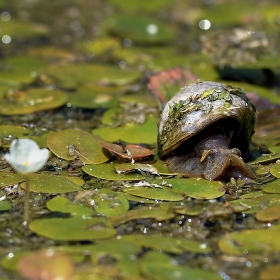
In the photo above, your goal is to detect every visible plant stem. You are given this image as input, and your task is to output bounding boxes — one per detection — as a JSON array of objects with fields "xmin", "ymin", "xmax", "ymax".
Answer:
[{"xmin": 23, "ymin": 175, "xmax": 30, "ymax": 226}]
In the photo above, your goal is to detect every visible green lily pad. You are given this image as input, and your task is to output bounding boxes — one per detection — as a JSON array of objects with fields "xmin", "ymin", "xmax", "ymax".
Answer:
[
  {"xmin": 46, "ymin": 196, "xmax": 95, "ymax": 217},
  {"xmin": 269, "ymin": 163, "xmax": 280, "ymax": 178},
  {"xmin": 118, "ymin": 91, "xmax": 158, "ymax": 107},
  {"xmin": 0, "ymin": 88, "xmax": 68, "ymax": 115},
  {"xmin": 151, "ymin": 160, "xmax": 171, "ymax": 175},
  {"xmin": 160, "ymin": 201, "xmax": 206, "ymax": 216},
  {"xmin": 263, "ymin": 179, "xmax": 280, "ymax": 194},
  {"xmin": 200, "ymin": 2, "xmax": 259, "ymax": 26},
  {"xmin": 1, "ymin": 251, "xmax": 30, "ymax": 271},
  {"xmin": 47, "ymin": 129, "xmax": 109, "ymax": 164},
  {"xmin": 249, "ymin": 153, "xmax": 280, "ymax": 165},
  {"xmin": 82, "ymin": 163, "xmax": 145, "ymax": 181},
  {"xmin": 67, "ymin": 85, "xmax": 121, "ymax": 109},
  {"xmin": 122, "ymin": 193, "xmax": 157, "ymax": 204},
  {"xmin": 255, "ymin": 204, "xmax": 280, "ymax": 222},
  {"xmin": 92, "ymin": 189, "xmax": 129, "ymax": 217},
  {"xmin": 0, "ymin": 55, "xmax": 48, "ymax": 86},
  {"xmin": 21, "ymin": 174, "xmax": 81, "ymax": 194},
  {"xmin": 0, "ymin": 125, "xmax": 30, "ymax": 148},
  {"xmin": 123, "ymin": 186, "xmax": 183, "ymax": 202},
  {"xmin": 30, "ymin": 132, "xmax": 54, "ymax": 148},
  {"xmin": 92, "ymin": 115, "xmax": 157, "ymax": 144},
  {"xmin": 156, "ymin": 178, "xmax": 225, "ymax": 199},
  {"xmin": 0, "ymin": 201, "xmax": 12, "ymax": 211},
  {"xmin": 29, "ymin": 217, "xmax": 117, "ymax": 241},
  {"xmin": 218, "ymin": 225, "xmax": 280, "ymax": 255},
  {"xmin": 108, "ymin": 0, "xmax": 173, "ymax": 13},
  {"xmin": 142, "ymin": 262, "xmax": 221, "ymax": 280},
  {"xmin": 230, "ymin": 193, "xmax": 280, "ymax": 214},
  {"xmin": 141, "ymin": 253, "xmax": 220, "ymax": 280},
  {"xmin": 81, "ymin": 37, "xmax": 121, "ymax": 59},
  {"xmin": 0, "ymin": 172, "xmax": 25, "ymax": 188},
  {"xmin": 44, "ymin": 63, "xmax": 141, "ymax": 88},
  {"xmin": 108, "ymin": 206, "xmax": 174, "ymax": 226},
  {"xmin": 101, "ymin": 106, "xmax": 124, "ymax": 125},
  {"xmin": 122, "ymin": 234, "xmax": 211, "ymax": 254},
  {"xmin": 105, "ymin": 15, "xmax": 177, "ymax": 44}
]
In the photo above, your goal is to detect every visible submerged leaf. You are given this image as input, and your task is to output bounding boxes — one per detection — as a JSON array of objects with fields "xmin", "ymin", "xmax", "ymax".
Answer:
[{"xmin": 18, "ymin": 250, "xmax": 74, "ymax": 280}]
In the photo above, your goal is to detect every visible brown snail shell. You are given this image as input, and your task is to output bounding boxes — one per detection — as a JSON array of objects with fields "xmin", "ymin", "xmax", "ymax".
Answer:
[{"xmin": 158, "ymin": 81, "xmax": 256, "ymax": 180}]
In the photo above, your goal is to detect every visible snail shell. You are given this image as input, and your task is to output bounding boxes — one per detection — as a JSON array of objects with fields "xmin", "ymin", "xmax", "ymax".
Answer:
[{"xmin": 158, "ymin": 81, "xmax": 256, "ymax": 180}]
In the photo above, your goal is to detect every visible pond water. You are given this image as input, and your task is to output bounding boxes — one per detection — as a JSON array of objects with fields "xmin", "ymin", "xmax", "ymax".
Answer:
[{"xmin": 1, "ymin": 1, "xmax": 280, "ymax": 279}]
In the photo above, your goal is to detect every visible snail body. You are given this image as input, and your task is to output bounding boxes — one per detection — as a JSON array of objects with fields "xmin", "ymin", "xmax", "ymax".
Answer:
[{"xmin": 158, "ymin": 81, "xmax": 256, "ymax": 180}]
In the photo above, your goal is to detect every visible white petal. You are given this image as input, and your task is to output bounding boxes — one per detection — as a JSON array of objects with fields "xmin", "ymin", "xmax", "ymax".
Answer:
[
  {"xmin": 10, "ymin": 139, "xmax": 40, "ymax": 163},
  {"xmin": 5, "ymin": 139, "xmax": 50, "ymax": 175}
]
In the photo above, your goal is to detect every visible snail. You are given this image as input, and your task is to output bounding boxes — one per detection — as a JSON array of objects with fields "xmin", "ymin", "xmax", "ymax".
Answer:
[{"xmin": 158, "ymin": 81, "xmax": 256, "ymax": 181}]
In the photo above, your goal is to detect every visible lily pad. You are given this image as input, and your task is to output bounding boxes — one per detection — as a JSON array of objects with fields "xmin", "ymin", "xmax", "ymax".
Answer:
[
  {"xmin": 156, "ymin": 178, "xmax": 225, "ymax": 199},
  {"xmin": 123, "ymin": 186, "xmax": 184, "ymax": 202},
  {"xmin": 44, "ymin": 63, "xmax": 141, "ymax": 88},
  {"xmin": 142, "ymin": 262, "xmax": 220, "ymax": 280},
  {"xmin": 108, "ymin": 206, "xmax": 174, "ymax": 226},
  {"xmin": 0, "ymin": 172, "xmax": 25, "ymax": 188},
  {"xmin": 0, "ymin": 88, "xmax": 68, "ymax": 115},
  {"xmin": 46, "ymin": 196, "xmax": 95, "ymax": 217},
  {"xmin": 105, "ymin": 15, "xmax": 177, "ymax": 44},
  {"xmin": 0, "ymin": 55, "xmax": 48, "ymax": 86},
  {"xmin": 29, "ymin": 217, "xmax": 117, "ymax": 241},
  {"xmin": 1, "ymin": 251, "xmax": 30, "ymax": 271},
  {"xmin": 82, "ymin": 163, "xmax": 145, "ymax": 181},
  {"xmin": 21, "ymin": 174, "xmax": 81, "ymax": 194},
  {"xmin": 67, "ymin": 85, "xmax": 121, "ymax": 109},
  {"xmin": 0, "ymin": 125, "xmax": 30, "ymax": 148},
  {"xmin": 263, "ymin": 179, "xmax": 280, "ymax": 194},
  {"xmin": 249, "ymin": 153, "xmax": 280, "ymax": 165},
  {"xmin": 118, "ymin": 91, "xmax": 158, "ymax": 106},
  {"xmin": 30, "ymin": 132, "xmax": 54, "ymax": 148},
  {"xmin": 47, "ymin": 129, "xmax": 109, "ymax": 164},
  {"xmin": 81, "ymin": 37, "xmax": 121, "ymax": 59},
  {"xmin": 92, "ymin": 115, "xmax": 157, "ymax": 144},
  {"xmin": 122, "ymin": 234, "xmax": 211, "ymax": 254},
  {"xmin": 0, "ymin": 201, "xmax": 12, "ymax": 211},
  {"xmin": 218, "ymin": 225, "xmax": 280, "ymax": 255},
  {"xmin": 230, "ymin": 193, "xmax": 280, "ymax": 214},
  {"xmin": 255, "ymin": 204, "xmax": 280, "ymax": 222},
  {"xmin": 160, "ymin": 201, "xmax": 206, "ymax": 216},
  {"xmin": 101, "ymin": 106, "xmax": 124, "ymax": 125},
  {"xmin": 108, "ymin": 0, "xmax": 173, "ymax": 13},
  {"xmin": 92, "ymin": 189, "xmax": 129, "ymax": 217},
  {"xmin": 269, "ymin": 163, "xmax": 280, "ymax": 178}
]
